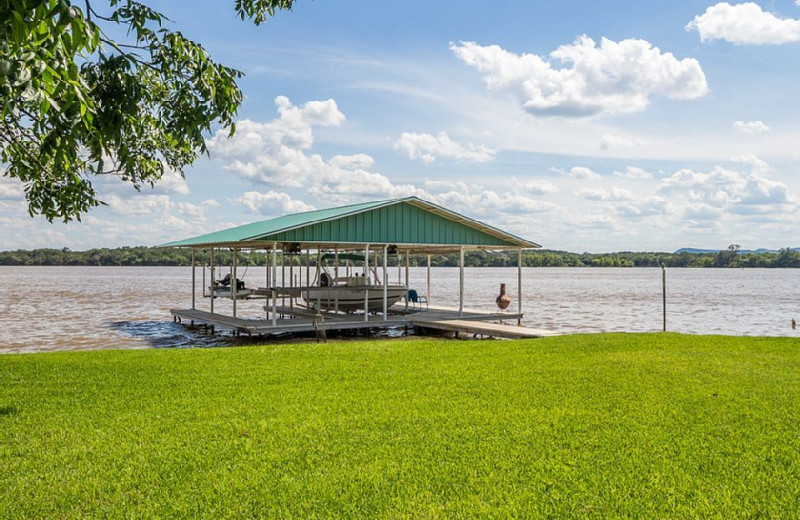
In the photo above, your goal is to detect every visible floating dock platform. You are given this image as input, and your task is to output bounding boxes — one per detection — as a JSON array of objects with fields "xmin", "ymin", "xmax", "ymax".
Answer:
[{"xmin": 171, "ymin": 304, "xmax": 555, "ymax": 341}]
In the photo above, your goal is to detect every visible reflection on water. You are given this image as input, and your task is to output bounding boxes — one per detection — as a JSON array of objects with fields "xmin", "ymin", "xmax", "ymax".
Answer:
[{"xmin": 1, "ymin": 266, "xmax": 799, "ymax": 353}]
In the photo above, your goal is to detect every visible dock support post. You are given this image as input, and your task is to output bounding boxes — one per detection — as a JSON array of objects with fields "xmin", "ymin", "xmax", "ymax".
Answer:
[
  {"xmin": 459, "ymin": 246, "xmax": 464, "ymax": 317},
  {"xmin": 383, "ymin": 244, "xmax": 388, "ymax": 321},
  {"xmin": 265, "ymin": 247, "xmax": 270, "ymax": 318},
  {"xmin": 191, "ymin": 249, "xmax": 196, "ymax": 310},
  {"xmin": 210, "ymin": 247, "xmax": 215, "ymax": 315},
  {"xmin": 404, "ymin": 249, "xmax": 410, "ymax": 311},
  {"xmin": 232, "ymin": 247, "xmax": 238, "ymax": 318},
  {"xmin": 282, "ymin": 248, "xmax": 286, "ymax": 307},
  {"xmin": 272, "ymin": 243, "xmax": 278, "ymax": 286},
  {"xmin": 364, "ymin": 244, "xmax": 370, "ymax": 322},
  {"xmin": 427, "ymin": 253, "xmax": 431, "ymax": 305},
  {"xmin": 334, "ymin": 248, "xmax": 339, "ymax": 314},
  {"xmin": 517, "ymin": 248, "xmax": 522, "ymax": 326},
  {"xmin": 316, "ymin": 247, "xmax": 322, "ymax": 310},
  {"xmin": 272, "ymin": 244, "xmax": 278, "ymax": 326}
]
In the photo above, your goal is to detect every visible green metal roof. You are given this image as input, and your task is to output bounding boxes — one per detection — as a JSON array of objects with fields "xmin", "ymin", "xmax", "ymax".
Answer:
[{"xmin": 161, "ymin": 196, "xmax": 541, "ymax": 251}]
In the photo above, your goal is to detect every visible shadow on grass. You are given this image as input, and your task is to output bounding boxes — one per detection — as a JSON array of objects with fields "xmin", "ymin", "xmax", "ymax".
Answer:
[{"xmin": 0, "ymin": 405, "xmax": 19, "ymax": 417}]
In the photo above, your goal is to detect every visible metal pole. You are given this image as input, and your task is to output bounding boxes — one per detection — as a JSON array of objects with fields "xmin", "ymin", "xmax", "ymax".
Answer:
[
  {"xmin": 662, "ymin": 263, "xmax": 667, "ymax": 332},
  {"xmin": 316, "ymin": 247, "xmax": 322, "ymax": 310},
  {"xmin": 518, "ymin": 248, "xmax": 523, "ymax": 326},
  {"xmin": 364, "ymin": 244, "xmax": 370, "ymax": 322},
  {"xmin": 404, "ymin": 250, "xmax": 410, "ymax": 311},
  {"xmin": 383, "ymin": 245, "xmax": 388, "ymax": 320},
  {"xmin": 334, "ymin": 248, "xmax": 339, "ymax": 314},
  {"xmin": 210, "ymin": 247, "xmax": 215, "ymax": 315},
  {"xmin": 191, "ymin": 249, "xmax": 196, "ymax": 310},
  {"xmin": 265, "ymin": 247, "xmax": 270, "ymax": 319},
  {"xmin": 232, "ymin": 247, "xmax": 238, "ymax": 318},
  {"xmin": 272, "ymin": 244, "xmax": 278, "ymax": 326},
  {"xmin": 459, "ymin": 246, "xmax": 464, "ymax": 317},
  {"xmin": 272, "ymin": 244, "xmax": 278, "ymax": 286},
  {"xmin": 427, "ymin": 253, "xmax": 431, "ymax": 305},
  {"xmin": 281, "ymin": 249, "xmax": 286, "ymax": 307}
]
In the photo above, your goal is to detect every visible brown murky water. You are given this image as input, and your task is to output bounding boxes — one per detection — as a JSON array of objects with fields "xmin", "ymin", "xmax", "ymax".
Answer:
[{"xmin": 1, "ymin": 266, "xmax": 799, "ymax": 353}]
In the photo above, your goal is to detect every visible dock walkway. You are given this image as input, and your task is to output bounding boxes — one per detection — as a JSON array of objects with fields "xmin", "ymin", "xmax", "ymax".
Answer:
[{"xmin": 171, "ymin": 305, "xmax": 556, "ymax": 340}]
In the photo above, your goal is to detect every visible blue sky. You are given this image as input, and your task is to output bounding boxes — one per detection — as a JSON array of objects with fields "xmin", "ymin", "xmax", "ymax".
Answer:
[{"xmin": 3, "ymin": 0, "xmax": 800, "ymax": 252}]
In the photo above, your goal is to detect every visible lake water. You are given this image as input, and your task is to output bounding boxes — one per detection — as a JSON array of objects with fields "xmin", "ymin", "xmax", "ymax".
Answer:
[{"xmin": 1, "ymin": 266, "xmax": 799, "ymax": 353}]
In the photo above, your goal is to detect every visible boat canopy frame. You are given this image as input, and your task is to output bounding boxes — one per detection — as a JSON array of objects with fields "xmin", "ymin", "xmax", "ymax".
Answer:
[{"xmin": 163, "ymin": 196, "xmax": 540, "ymax": 325}]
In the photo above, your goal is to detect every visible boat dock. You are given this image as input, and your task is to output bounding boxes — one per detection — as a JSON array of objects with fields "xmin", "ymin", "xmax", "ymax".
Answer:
[
  {"xmin": 162, "ymin": 196, "xmax": 552, "ymax": 344},
  {"xmin": 171, "ymin": 304, "xmax": 555, "ymax": 340}
]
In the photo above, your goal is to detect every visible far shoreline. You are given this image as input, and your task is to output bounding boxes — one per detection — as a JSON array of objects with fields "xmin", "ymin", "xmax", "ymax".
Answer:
[{"xmin": 2, "ymin": 246, "xmax": 800, "ymax": 268}]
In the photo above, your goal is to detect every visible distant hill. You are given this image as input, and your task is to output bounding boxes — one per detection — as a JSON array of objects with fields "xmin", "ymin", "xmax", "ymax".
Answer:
[{"xmin": 675, "ymin": 247, "xmax": 800, "ymax": 255}]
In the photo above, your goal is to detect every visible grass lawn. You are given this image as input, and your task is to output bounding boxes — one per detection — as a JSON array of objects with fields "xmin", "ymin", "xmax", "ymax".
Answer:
[{"xmin": 1, "ymin": 333, "xmax": 799, "ymax": 519}]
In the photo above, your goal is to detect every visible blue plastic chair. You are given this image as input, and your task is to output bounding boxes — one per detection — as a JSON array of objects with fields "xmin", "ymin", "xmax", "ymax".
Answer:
[{"xmin": 406, "ymin": 289, "xmax": 428, "ymax": 310}]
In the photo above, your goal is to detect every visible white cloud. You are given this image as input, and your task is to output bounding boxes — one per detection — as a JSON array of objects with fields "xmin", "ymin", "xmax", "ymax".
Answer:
[
  {"xmin": 91, "ymin": 166, "xmax": 189, "ymax": 197},
  {"xmin": 174, "ymin": 202, "xmax": 209, "ymax": 220},
  {"xmin": 733, "ymin": 120, "xmax": 770, "ymax": 134},
  {"xmin": 450, "ymin": 37, "xmax": 707, "ymax": 117},
  {"xmin": 208, "ymin": 96, "xmax": 345, "ymax": 162},
  {"xmin": 229, "ymin": 191, "xmax": 315, "ymax": 216},
  {"xmin": 600, "ymin": 134, "xmax": 647, "ymax": 150},
  {"xmin": 432, "ymin": 190, "xmax": 560, "ymax": 217},
  {"xmin": 422, "ymin": 180, "xmax": 477, "ymax": 194},
  {"xmin": 104, "ymin": 194, "xmax": 173, "ymax": 217},
  {"xmin": 732, "ymin": 153, "xmax": 769, "ymax": 172},
  {"xmin": 684, "ymin": 203, "xmax": 724, "ymax": 221},
  {"xmin": 577, "ymin": 187, "xmax": 636, "ymax": 201},
  {"xmin": 657, "ymin": 161, "xmax": 792, "ymax": 215},
  {"xmin": 687, "ymin": 2, "xmax": 800, "ymax": 45},
  {"xmin": 556, "ymin": 166, "xmax": 602, "ymax": 180},
  {"xmin": 395, "ymin": 131, "xmax": 494, "ymax": 163},
  {"xmin": 614, "ymin": 167, "xmax": 653, "ymax": 179},
  {"xmin": 0, "ymin": 177, "xmax": 24, "ymax": 200},
  {"xmin": 615, "ymin": 197, "xmax": 674, "ymax": 218},
  {"xmin": 522, "ymin": 181, "xmax": 559, "ymax": 195},
  {"xmin": 150, "ymin": 170, "xmax": 190, "ymax": 195},
  {"xmin": 206, "ymin": 96, "xmax": 431, "ymax": 204},
  {"xmin": 329, "ymin": 154, "xmax": 375, "ymax": 170}
]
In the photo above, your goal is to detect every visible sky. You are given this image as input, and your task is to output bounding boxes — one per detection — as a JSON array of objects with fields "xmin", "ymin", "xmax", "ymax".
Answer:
[{"xmin": 3, "ymin": 0, "xmax": 800, "ymax": 252}]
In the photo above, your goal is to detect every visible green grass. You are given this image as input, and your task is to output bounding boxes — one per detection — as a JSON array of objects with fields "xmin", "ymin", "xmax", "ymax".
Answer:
[{"xmin": 2, "ymin": 334, "xmax": 800, "ymax": 519}]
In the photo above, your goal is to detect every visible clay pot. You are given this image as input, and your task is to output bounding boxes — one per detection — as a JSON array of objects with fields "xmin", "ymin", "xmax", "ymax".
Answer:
[{"xmin": 496, "ymin": 283, "xmax": 511, "ymax": 310}]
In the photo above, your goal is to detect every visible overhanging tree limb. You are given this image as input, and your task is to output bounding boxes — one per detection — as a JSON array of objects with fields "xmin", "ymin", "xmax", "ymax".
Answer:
[{"xmin": 0, "ymin": 0, "xmax": 300, "ymax": 222}]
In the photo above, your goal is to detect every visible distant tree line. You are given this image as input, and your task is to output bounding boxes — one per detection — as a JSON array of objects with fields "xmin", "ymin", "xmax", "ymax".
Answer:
[{"xmin": 1, "ymin": 246, "xmax": 800, "ymax": 268}]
